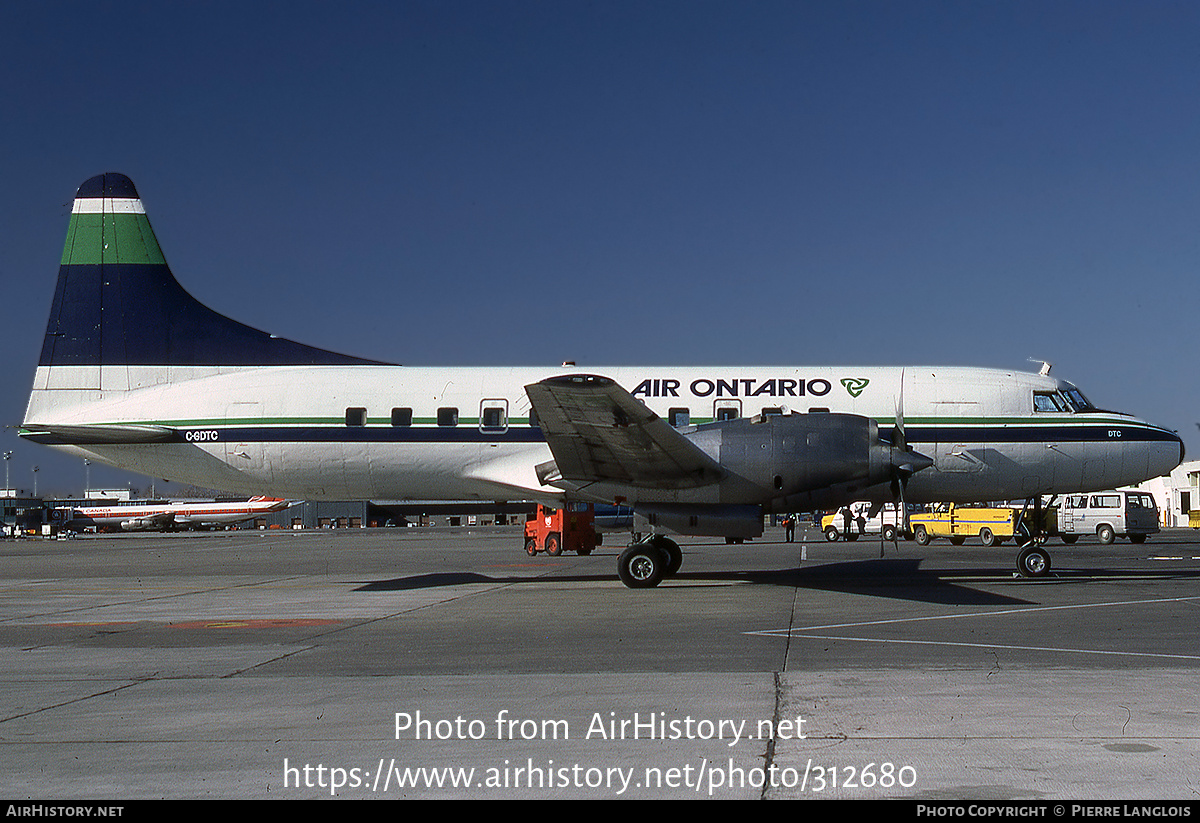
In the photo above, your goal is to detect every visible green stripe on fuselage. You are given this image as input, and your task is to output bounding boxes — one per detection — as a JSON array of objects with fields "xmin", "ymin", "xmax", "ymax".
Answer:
[{"xmin": 60, "ymin": 211, "xmax": 165, "ymax": 265}]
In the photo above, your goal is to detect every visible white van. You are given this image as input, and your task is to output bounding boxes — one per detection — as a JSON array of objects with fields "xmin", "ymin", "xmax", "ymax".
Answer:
[
  {"xmin": 821, "ymin": 503, "xmax": 905, "ymax": 542},
  {"xmin": 1055, "ymin": 491, "xmax": 1159, "ymax": 544}
]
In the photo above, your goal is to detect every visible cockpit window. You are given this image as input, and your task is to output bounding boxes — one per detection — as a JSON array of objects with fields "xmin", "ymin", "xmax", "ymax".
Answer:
[
  {"xmin": 1033, "ymin": 391, "xmax": 1067, "ymax": 413},
  {"xmin": 1058, "ymin": 382, "xmax": 1096, "ymax": 412}
]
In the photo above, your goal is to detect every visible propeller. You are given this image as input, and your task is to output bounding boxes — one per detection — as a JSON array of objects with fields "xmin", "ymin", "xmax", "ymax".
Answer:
[{"xmin": 887, "ymin": 370, "xmax": 934, "ymax": 543}]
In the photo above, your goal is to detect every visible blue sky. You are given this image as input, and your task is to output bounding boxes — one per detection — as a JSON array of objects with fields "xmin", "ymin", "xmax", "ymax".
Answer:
[{"xmin": 2, "ymin": 1, "xmax": 1198, "ymax": 496}]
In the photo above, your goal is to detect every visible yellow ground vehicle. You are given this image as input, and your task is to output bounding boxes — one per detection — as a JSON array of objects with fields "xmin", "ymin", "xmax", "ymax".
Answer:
[{"xmin": 908, "ymin": 503, "xmax": 1026, "ymax": 547}]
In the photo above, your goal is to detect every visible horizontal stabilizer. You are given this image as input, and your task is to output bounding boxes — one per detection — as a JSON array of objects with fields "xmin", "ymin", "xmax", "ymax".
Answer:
[
  {"xmin": 525, "ymin": 374, "xmax": 723, "ymax": 489},
  {"xmin": 20, "ymin": 423, "xmax": 180, "ymax": 445}
]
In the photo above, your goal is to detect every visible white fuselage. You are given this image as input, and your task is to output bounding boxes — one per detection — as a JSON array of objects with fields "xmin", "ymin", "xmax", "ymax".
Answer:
[
  {"xmin": 66, "ymin": 498, "xmax": 288, "ymax": 530},
  {"xmin": 24, "ymin": 363, "xmax": 1184, "ymax": 509}
]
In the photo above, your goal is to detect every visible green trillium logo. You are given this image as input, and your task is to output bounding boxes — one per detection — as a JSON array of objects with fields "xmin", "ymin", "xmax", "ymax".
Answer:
[{"xmin": 841, "ymin": 377, "xmax": 869, "ymax": 398}]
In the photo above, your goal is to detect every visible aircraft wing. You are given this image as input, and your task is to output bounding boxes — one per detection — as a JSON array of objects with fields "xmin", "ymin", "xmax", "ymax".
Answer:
[
  {"xmin": 121, "ymin": 512, "xmax": 175, "ymax": 531},
  {"xmin": 525, "ymin": 375, "xmax": 723, "ymax": 489}
]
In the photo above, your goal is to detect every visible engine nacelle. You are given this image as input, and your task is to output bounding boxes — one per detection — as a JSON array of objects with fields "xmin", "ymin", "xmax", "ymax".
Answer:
[{"xmin": 683, "ymin": 412, "xmax": 901, "ymax": 503}]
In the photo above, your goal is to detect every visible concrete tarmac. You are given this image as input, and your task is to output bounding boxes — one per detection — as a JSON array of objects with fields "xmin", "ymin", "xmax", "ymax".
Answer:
[{"xmin": 1, "ymin": 524, "xmax": 1198, "ymax": 799}]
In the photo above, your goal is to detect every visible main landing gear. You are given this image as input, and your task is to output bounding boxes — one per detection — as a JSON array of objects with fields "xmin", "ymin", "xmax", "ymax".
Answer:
[{"xmin": 617, "ymin": 535, "xmax": 682, "ymax": 589}]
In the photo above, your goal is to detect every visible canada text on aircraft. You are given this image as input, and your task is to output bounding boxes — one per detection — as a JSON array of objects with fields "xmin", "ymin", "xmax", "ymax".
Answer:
[{"xmin": 20, "ymin": 174, "xmax": 1184, "ymax": 586}]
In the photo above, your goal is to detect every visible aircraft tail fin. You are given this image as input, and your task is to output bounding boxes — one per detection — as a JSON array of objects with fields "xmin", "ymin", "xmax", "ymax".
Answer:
[{"xmin": 39, "ymin": 173, "xmax": 388, "ymax": 372}]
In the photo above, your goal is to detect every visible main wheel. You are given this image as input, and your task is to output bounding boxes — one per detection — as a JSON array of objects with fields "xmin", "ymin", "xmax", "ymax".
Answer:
[
  {"xmin": 617, "ymin": 543, "xmax": 667, "ymax": 589},
  {"xmin": 1017, "ymin": 545, "xmax": 1052, "ymax": 577},
  {"xmin": 652, "ymin": 536, "xmax": 683, "ymax": 576}
]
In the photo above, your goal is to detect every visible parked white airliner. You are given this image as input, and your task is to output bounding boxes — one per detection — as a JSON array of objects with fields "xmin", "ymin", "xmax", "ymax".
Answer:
[
  {"xmin": 21, "ymin": 174, "xmax": 1184, "ymax": 586},
  {"xmin": 61, "ymin": 496, "xmax": 290, "ymax": 532}
]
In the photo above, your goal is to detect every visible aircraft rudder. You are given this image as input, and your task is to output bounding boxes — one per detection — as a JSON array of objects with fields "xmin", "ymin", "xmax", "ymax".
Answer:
[
  {"xmin": 40, "ymin": 173, "xmax": 174, "ymax": 371},
  {"xmin": 60, "ymin": 173, "xmax": 166, "ymax": 267}
]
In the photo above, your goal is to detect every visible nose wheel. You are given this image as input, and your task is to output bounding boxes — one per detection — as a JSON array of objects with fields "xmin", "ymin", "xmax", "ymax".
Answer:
[{"xmin": 1016, "ymin": 544, "xmax": 1051, "ymax": 577}]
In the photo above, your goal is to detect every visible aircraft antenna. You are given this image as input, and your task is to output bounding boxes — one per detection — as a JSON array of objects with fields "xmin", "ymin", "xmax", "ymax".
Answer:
[{"xmin": 1028, "ymin": 358, "xmax": 1053, "ymax": 376}]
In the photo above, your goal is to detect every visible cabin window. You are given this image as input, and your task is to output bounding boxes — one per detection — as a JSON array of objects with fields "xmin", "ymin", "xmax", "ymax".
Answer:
[
  {"xmin": 391, "ymin": 407, "xmax": 412, "ymax": 427},
  {"xmin": 437, "ymin": 407, "xmax": 459, "ymax": 427},
  {"xmin": 345, "ymin": 407, "xmax": 367, "ymax": 427},
  {"xmin": 669, "ymin": 408, "xmax": 690, "ymax": 427},
  {"xmin": 761, "ymin": 407, "xmax": 784, "ymax": 417},
  {"xmin": 715, "ymin": 400, "xmax": 741, "ymax": 421},
  {"xmin": 480, "ymin": 402, "xmax": 507, "ymax": 432}
]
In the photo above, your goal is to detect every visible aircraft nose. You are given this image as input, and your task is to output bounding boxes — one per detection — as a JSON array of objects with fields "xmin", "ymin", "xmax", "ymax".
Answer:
[{"xmin": 1154, "ymin": 428, "xmax": 1186, "ymax": 476}]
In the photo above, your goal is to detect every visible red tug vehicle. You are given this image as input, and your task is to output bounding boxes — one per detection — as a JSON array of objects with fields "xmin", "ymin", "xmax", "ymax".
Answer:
[{"xmin": 524, "ymin": 503, "xmax": 598, "ymax": 556}]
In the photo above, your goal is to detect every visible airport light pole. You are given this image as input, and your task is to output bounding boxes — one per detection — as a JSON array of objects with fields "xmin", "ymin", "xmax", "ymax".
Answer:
[
  {"xmin": 83, "ymin": 459, "xmax": 91, "ymax": 500},
  {"xmin": 3, "ymin": 451, "xmax": 11, "ymax": 495},
  {"xmin": 32, "ymin": 466, "xmax": 38, "ymax": 498}
]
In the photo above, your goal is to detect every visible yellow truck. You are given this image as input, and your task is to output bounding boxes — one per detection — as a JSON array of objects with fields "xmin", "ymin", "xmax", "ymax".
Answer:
[{"xmin": 908, "ymin": 503, "xmax": 1028, "ymax": 547}]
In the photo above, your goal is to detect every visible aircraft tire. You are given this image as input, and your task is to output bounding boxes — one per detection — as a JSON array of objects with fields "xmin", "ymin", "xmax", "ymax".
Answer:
[
  {"xmin": 545, "ymin": 533, "xmax": 562, "ymax": 556},
  {"xmin": 618, "ymin": 543, "xmax": 667, "ymax": 589},
  {"xmin": 1017, "ymin": 546, "xmax": 1051, "ymax": 577},
  {"xmin": 653, "ymin": 536, "xmax": 683, "ymax": 577}
]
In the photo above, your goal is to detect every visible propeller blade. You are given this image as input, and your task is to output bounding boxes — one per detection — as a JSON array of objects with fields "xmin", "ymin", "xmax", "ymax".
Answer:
[{"xmin": 892, "ymin": 368, "xmax": 907, "ymax": 452}]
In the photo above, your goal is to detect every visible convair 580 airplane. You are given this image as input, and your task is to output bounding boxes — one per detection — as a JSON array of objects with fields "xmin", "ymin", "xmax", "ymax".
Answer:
[{"xmin": 22, "ymin": 174, "xmax": 1184, "ymax": 586}]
